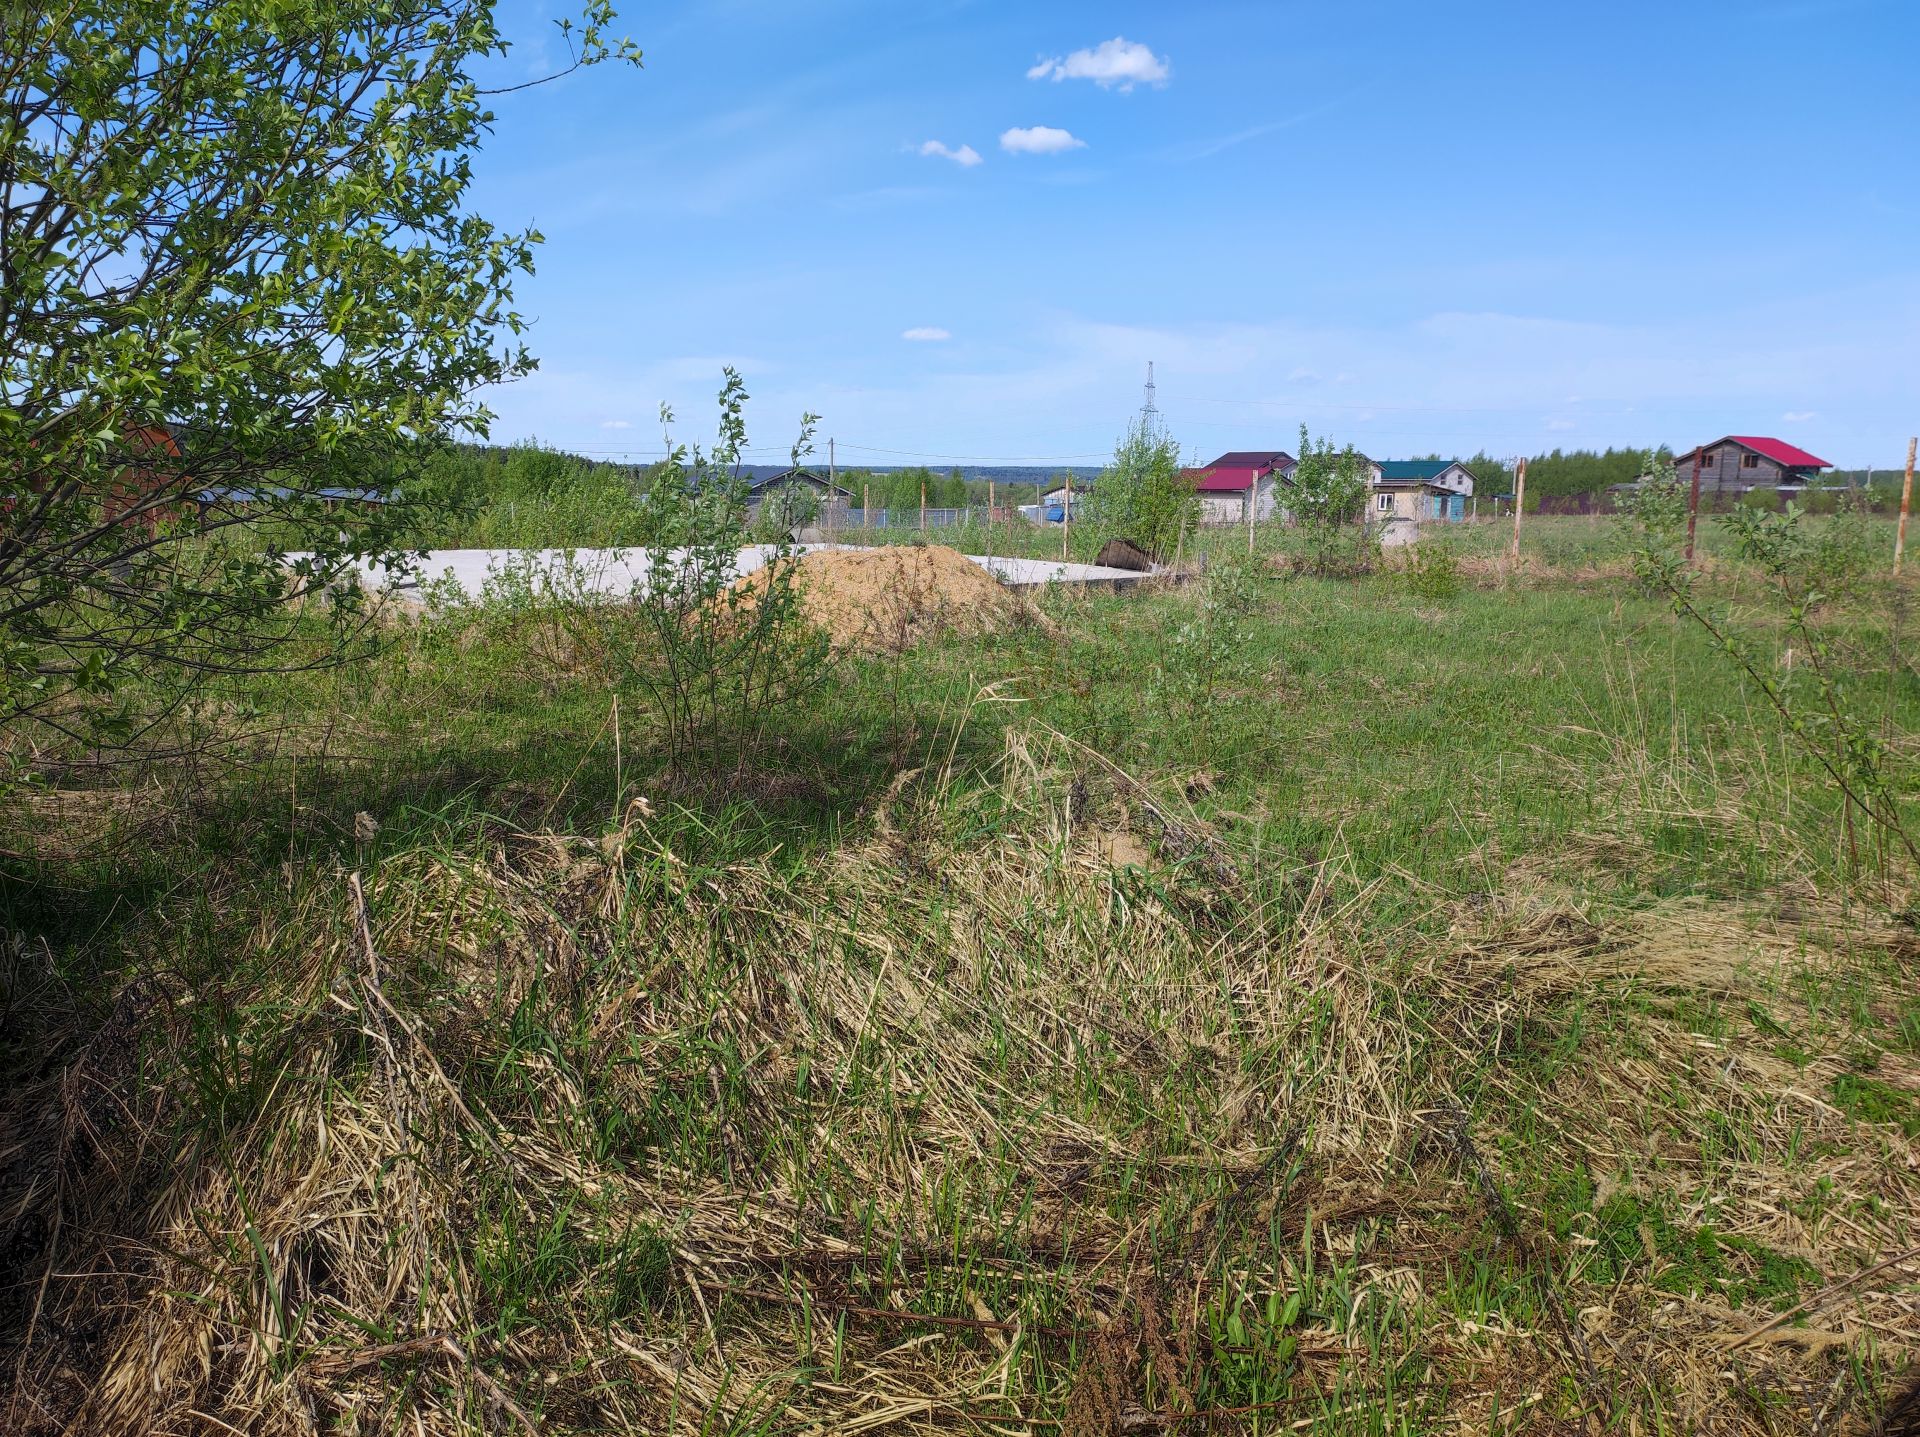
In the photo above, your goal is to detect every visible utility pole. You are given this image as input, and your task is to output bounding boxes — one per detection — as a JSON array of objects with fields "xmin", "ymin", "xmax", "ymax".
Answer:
[
  {"xmin": 1684, "ymin": 446, "xmax": 1704, "ymax": 566},
  {"xmin": 987, "ymin": 478, "xmax": 995, "ymax": 558},
  {"xmin": 1898, "ymin": 437, "xmax": 1917, "ymax": 573},
  {"xmin": 919, "ymin": 473, "xmax": 927, "ymax": 535},
  {"xmin": 827, "ymin": 437, "xmax": 836, "ymax": 539},
  {"xmin": 1246, "ymin": 472, "xmax": 1257, "ymax": 554},
  {"xmin": 1510, "ymin": 458, "xmax": 1528, "ymax": 564}
]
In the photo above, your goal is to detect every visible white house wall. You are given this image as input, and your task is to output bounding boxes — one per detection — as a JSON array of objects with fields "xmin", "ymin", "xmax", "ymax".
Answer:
[{"xmin": 1198, "ymin": 475, "xmax": 1285, "ymax": 525}]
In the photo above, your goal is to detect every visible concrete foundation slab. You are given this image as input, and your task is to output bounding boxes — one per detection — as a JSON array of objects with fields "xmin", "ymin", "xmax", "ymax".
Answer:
[{"xmin": 294, "ymin": 544, "xmax": 1153, "ymax": 604}]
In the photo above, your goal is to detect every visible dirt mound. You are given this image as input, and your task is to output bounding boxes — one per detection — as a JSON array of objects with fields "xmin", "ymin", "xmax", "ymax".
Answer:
[{"xmin": 739, "ymin": 544, "xmax": 1046, "ymax": 653}]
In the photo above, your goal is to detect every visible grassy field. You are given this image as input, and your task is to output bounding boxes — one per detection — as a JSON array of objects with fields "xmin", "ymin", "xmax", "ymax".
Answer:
[{"xmin": 4, "ymin": 517, "xmax": 1919, "ymax": 1434}]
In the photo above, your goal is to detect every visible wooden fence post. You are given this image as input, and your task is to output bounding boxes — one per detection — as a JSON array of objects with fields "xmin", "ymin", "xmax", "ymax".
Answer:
[
  {"xmin": 1684, "ymin": 448, "xmax": 1704, "ymax": 566},
  {"xmin": 1509, "ymin": 458, "xmax": 1527, "ymax": 564},
  {"xmin": 1898, "ymin": 437, "xmax": 1917, "ymax": 574}
]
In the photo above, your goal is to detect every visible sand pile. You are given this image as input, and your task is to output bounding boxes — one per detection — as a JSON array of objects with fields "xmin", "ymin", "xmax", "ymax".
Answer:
[{"xmin": 736, "ymin": 544, "xmax": 1044, "ymax": 653}]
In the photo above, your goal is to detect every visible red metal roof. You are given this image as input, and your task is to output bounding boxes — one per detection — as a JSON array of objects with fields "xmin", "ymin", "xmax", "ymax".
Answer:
[
  {"xmin": 1189, "ymin": 450, "xmax": 1294, "ymax": 492},
  {"xmin": 1725, "ymin": 436, "xmax": 1830, "ymax": 469},
  {"xmin": 1193, "ymin": 465, "xmax": 1264, "ymax": 492},
  {"xmin": 1205, "ymin": 450, "xmax": 1295, "ymax": 470},
  {"xmin": 1686, "ymin": 435, "xmax": 1831, "ymax": 469}
]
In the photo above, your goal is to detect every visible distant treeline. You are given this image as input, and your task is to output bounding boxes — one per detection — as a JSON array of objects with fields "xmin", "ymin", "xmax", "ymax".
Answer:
[{"xmin": 1442, "ymin": 448, "xmax": 1669, "ymax": 507}]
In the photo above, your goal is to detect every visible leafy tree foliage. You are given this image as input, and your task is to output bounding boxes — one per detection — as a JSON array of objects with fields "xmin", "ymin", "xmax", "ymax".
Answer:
[
  {"xmin": 0, "ymin": 0, "xmax": 639, "ymax": 754},
  {"xmin": 1447, "ymin": 447, "xmax": 1674, "ymax": 508},
  {"xmin": 1083, "ymin": 419, "xmax": 1194, "ymax": 559},
  {"xmin": 1287, "ymin": 425, "xmax": 1376, "ymax": 575},
  {"xmin": 408, "ymin": 442, "xmax": 657, "ymax": 548},
  {"xmin": 840, "ymin": 467, "xmax": 969, "ymax": 515}
]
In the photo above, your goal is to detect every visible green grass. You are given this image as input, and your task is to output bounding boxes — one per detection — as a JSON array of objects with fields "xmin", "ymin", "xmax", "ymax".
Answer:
[{"xmin": 3, "ymin": 517, "xmax": 1918, "ymax": 1435}]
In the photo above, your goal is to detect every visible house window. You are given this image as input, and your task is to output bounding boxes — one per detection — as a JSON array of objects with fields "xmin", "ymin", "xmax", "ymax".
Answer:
[
  {"xmin": 1742, "ymin": 452, "xmax": 1760, "ymax": 469},
  {"xmin": 1376, "ymin": 493, "xmax": 1394, "ymax": 512},
  {"xmin": 1702, "ymin": 451, "xmax": 1714, "ymax": 467}
]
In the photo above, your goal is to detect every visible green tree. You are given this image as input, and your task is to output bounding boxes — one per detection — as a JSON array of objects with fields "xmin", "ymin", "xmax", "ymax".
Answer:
[
  {"xmin": 1287, "ymin": 425, "xmax": 1375, "ymax": 575},
  {"xmin": 0, "ymin": 0, "xmax": 640, "ymax": 755},
  {"xmin": 1083, "ymin": 419, "xmax": 1195, "ymax": 559}
]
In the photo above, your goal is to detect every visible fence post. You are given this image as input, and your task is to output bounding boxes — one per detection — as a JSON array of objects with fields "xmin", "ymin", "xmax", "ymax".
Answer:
[
  {"xmin": 863, "ymin": 483, "xmax": 870, "ymax": 543},
  {"xmin": 1062, "ymin": 471, "xmax": 1071, "ymax": 559},
  {"xmin": 1684, "ymin": 448, "xmax": 1703, "ymax": 566},
  {"xmin": 1899, "ymin": 437, "xmax": 1918, "ymax": 574},
  {"xmin": 1509, "ymin": 458, "xmax": 1527, "ymax": 564}
]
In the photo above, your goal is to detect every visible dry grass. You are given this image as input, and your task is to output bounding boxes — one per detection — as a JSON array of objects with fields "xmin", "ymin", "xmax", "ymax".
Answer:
[{"xmin": 3, "ymin": 727, "xmax": 1917, "ymax": 1434}]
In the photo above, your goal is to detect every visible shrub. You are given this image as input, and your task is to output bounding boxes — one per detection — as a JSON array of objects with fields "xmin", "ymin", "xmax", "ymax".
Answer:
[
  {"xmin": 748, "ymin": 482, "xmax": 823, "ymax": 543},
  {"xmin": 1623, "ymin": 450, "xmax": 1689, "ymax": 559},
  {"xmin": 1402, "ymin": 539, "xmax": 1462, "ymax": 602},
  {"xmin": 1150, "ymin": 553, "xmax": 1263, "ymax": 758},
  {"xmin": 1288, "ymin": 425, "xmax": 1379, "ymax": 577},
  {"xmin": 1638, "ymin": 498, "xmax": 1918, "ymax": 880},
  {"xmin": 558, "ymin": 372, "xmax": 833, "ymax": 770}
]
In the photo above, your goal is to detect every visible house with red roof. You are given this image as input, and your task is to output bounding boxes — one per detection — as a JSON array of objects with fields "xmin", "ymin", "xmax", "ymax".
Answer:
[
  {"xmin": 1188, "ymin": 450, "xmax": 1296, "ymax": 524},
  {"xmin": 1677, "ymin": 436, "xmax": 1831, "ymax": 494}
]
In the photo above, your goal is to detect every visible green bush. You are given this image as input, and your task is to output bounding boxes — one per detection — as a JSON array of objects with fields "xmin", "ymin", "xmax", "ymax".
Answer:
[
  {"xmin": 1149, "ymin": 552, "xmax": 1262, "ymax": 758},
  {"xmin": 1402, "ymin": 538, "xmax": 1462, "ymax": 602},
  {"xmin": 556, "ymin": 372, "xmax": 833, "ymax": 768}
]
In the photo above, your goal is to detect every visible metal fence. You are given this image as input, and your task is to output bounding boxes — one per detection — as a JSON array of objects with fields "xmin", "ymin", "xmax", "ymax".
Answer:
[{"xmin": 837, "ymin": 507, "xmax": 989, "ymax": 531}]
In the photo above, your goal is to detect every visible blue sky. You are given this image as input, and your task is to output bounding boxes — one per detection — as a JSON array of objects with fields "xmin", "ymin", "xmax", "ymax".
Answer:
[{"xmin": 471, "ymin": 0, "xmax": 1918, "ymax": 468}]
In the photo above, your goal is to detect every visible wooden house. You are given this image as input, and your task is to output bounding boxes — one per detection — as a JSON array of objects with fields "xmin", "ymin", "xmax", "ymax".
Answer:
[{"xmin": 1675, "ymin": 436, "xmax": 1830, "ymax": 494}]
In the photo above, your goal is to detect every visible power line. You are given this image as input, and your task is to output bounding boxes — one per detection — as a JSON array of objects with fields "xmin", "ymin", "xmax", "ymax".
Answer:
[
  {"xmin": 834, "ymin": 441, "xmax": 1109, "ymax": 463},
  {"xmin": 1165, "ymin": 392, "xmax": 1655, "ymax": 417}
]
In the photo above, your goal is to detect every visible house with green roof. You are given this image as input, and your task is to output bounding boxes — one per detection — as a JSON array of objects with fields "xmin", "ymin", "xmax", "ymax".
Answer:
[{"xmin": 1372, "ymin": 460, "xmax": 1475, "ymax": 523}]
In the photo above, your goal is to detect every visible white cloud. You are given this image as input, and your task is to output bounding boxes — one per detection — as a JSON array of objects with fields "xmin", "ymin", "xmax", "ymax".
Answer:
[
  {"xmin": 600, "ymin": 418, "xmax": 632, "ymax": 430},
  {"xmin": 917, "ymin": 140, "xmax": 982, "ymax": 167},
  {"xmin": 1000, "ymin": 125, "xmax": 1086, "ymax": 155},
  {"xmin": 1782, "ymin": 409, "xmax": 1816, "ymax": 422},
  {"xmin": 901, "ymin": 327, "xmax": 951, "ymax": 342},
  {"xmin": 1545, "ymin": 418, "xmax": 1577, "ymax": 431},
  {"xmin": 1027, "ymin": 37, "xmax": 1169, "ymax": 91}
]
